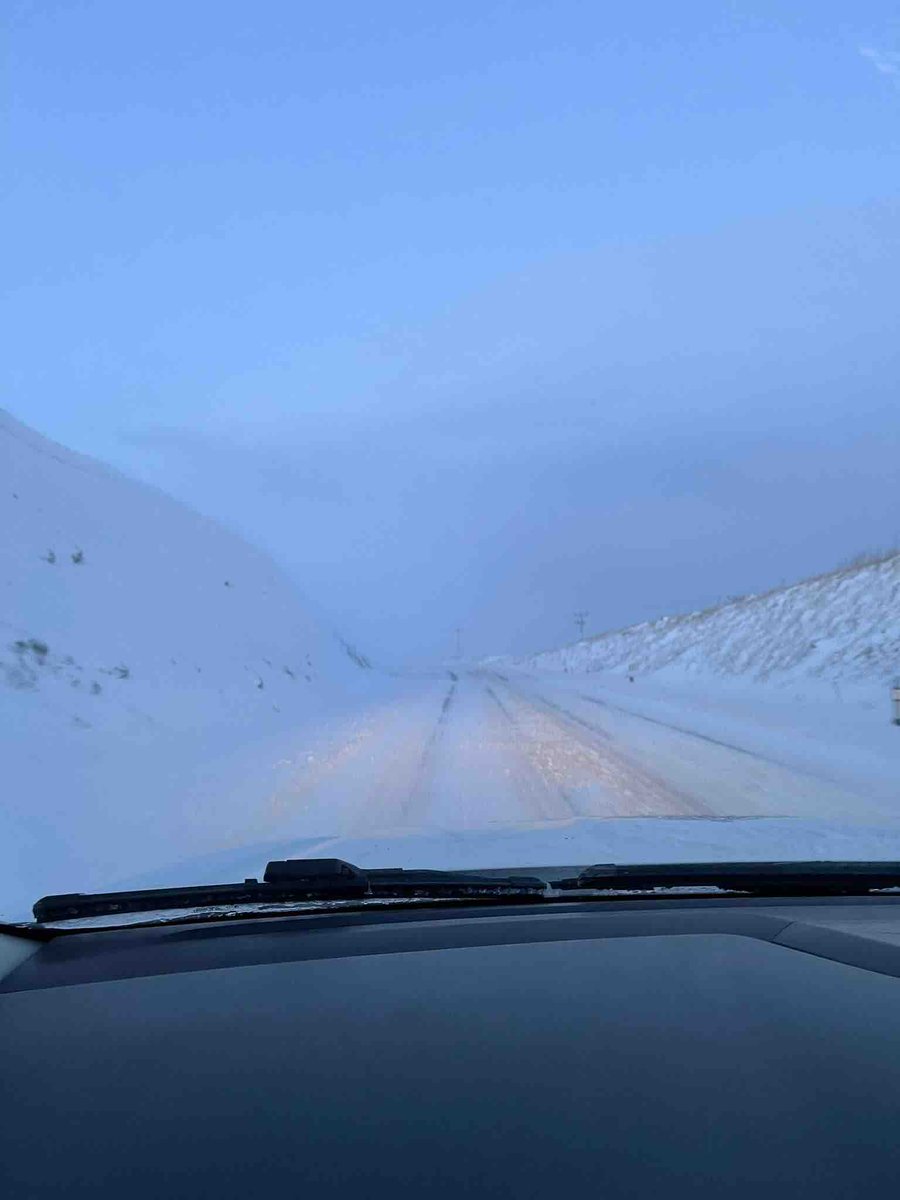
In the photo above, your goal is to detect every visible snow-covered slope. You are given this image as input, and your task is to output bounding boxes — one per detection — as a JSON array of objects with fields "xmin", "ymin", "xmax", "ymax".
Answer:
[
  {"xmin": 512, "ymin": 552, "xmax": 900, "ymax": 684},
  {"xmin": 1, "ymin": 409, "xmax": 368, "ymax": 915}
]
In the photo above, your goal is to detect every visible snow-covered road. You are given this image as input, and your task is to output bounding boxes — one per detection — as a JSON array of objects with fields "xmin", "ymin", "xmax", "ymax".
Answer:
[
  {"xmin": 235, "ymin": 668, "xmax": 896, "ymax": 852},
  {"xmin": 26, "ymin": 662, "xmax": 900, "ymax": 902},
  {"xmin": 10, "ymin": 664, "xmax": 898, "ymax": 918}
]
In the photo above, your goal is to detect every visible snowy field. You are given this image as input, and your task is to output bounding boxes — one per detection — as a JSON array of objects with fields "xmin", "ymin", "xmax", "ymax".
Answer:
[{"xmin": 3, "ymin": 409, "xmax": 899, "ymax": 920}]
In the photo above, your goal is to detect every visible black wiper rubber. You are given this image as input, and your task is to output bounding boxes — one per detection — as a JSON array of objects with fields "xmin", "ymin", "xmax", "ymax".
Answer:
[
  {"xmin": 552, "ymin": 860, "xmax": 900, "ymax": 895},
  {"xmin": 366, "ymin": 868, "xmax": 546, "ymax": 897},
  {"xmin": 33, "ymin": 859, "xmax": 545, "ymax": 923},
  {"xmin": 266, "ymin": 860, "xmax": 544, "ymax": 896}
]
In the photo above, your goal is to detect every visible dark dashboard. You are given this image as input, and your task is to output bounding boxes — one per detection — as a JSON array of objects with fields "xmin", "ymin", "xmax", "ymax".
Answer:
[{"xmin": 3, "ymin": 894, "xmax": 900, "ymax": 1198}]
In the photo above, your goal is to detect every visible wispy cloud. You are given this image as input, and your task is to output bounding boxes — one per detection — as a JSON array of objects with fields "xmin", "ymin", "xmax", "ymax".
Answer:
[{"xmin": 860, "ymin": 45, "xmax": 900, "ymax": 81}]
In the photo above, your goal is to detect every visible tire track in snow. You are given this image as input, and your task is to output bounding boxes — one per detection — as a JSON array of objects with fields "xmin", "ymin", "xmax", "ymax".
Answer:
[
  {"xmin": 486, "ymin": 673, "xmax": 713, "ymax": 817},
  {"xmin": 482, "ymin": 682, "xmax": 582, "ymax": 819},
  {"xmin": 575, "ymin": 690, "xmax": 829, "ymax": 780},
  {"xmin": 401, "ymin": 675, "xmax": 458, "ymax": 819}
]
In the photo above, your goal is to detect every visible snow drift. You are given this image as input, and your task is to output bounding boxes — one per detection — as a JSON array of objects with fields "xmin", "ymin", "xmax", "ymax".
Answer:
[
  {"xmin": 512, "ymin": 552, "xmax": 900, "ymax": 685},
  {"xmin": 1, "ymin": 409, "xmax": 369, "ymax": 916}
]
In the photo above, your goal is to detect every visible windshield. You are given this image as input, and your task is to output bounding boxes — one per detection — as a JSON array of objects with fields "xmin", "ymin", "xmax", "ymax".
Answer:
[{"xmin": 3, "ymin": 3, "xmax": 899, "ymax": 923}]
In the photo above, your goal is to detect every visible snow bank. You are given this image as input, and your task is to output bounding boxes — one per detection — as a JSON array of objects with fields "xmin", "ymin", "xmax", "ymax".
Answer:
[
  {"xmin": 1, "ymin": 409, "xmax": 370, "ymax": 916},
  {"xmin": 512, "ymin": 552, "xmax": 900, "ymax": 685}
]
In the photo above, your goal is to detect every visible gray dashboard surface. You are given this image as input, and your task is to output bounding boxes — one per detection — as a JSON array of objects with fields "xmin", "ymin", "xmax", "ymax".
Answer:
[{"xmin": 3, "ymin": 906, "xmax": 900, "ymax": 1198}]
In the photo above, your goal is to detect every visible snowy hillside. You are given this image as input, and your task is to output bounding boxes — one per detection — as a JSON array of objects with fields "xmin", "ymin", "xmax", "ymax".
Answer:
[
  {"xmin": 1, "ymin": 409, "xmax": 369, "ymax": 915},
  {"xmin": 512, "ymin": 553, "xmax": 900, "ymax": 684}
]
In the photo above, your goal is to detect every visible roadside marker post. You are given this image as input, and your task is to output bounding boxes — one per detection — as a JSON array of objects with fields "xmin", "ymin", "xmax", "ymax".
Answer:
[{"xmin": 891, "ymin": 682, "xmax": 900, "ymax": 726}]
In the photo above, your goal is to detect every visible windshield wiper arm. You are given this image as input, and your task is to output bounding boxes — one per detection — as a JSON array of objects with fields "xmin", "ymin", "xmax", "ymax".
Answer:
[
  {"xmin": 33, "ymin": 858, "xmax": 546, "ymax": 923},
  {"xmin": 552, "ymin": 860, "xmax": 900, "ymax": 896}
]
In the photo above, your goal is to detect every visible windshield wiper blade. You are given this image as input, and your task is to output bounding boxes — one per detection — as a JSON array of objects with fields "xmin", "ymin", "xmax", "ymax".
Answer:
[
  {"xmin": 33, "ymin": 859, "xmax": 369, "ymax": 923},
  {"xmin": 33, "ymin": 858, "xmax": 546, "ymax": 923},
  {"xmin": 552, "ymin": 860, "xmax": 900, "ymax": 896},
  {"xmin": 365, "ymin": 868, "xmax": 545, "ymax": 897},
  {"xmin": 266, "ymin": 860, "xmax": 544, "ymax": 897}
]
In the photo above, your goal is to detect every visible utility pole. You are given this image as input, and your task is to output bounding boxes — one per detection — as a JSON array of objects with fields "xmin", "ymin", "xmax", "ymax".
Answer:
[
  {"xmin": 454, "ymin": 627, "xmax": 463, "ymax": 660},
  {"xmin": 574, "ymin": 611, "xmax": 588, "ymax": 640}
]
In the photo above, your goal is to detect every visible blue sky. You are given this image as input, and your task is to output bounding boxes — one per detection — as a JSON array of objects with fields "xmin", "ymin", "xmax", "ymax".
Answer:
[{"xmin": 5, "ymin": 1, "xmax": 900, "ymax": 661}]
